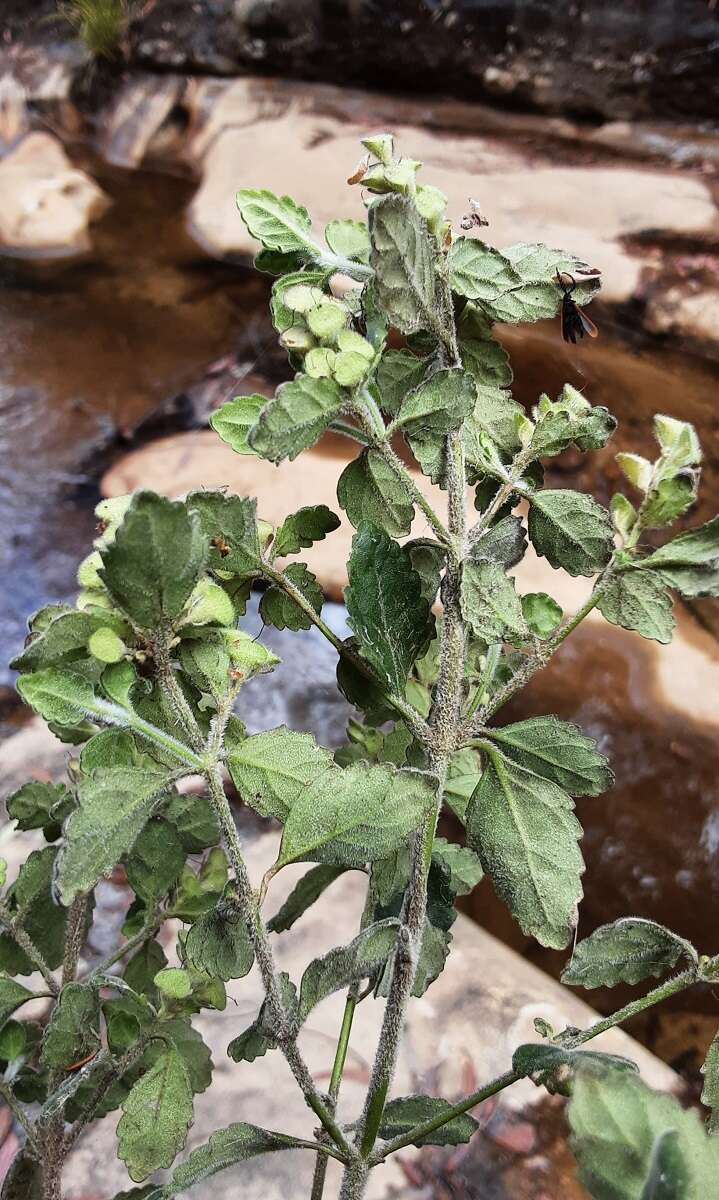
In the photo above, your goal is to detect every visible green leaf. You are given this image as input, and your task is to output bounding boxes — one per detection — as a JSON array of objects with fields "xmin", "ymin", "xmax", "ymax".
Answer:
[
  {"xmin": 561, "ymin": 918, "xmax": 694, "ymax": 989},
  {"xmin": 275, "ymin": 763, "xmax": 434, "ymax": 870},
  {"xmin": 458, "ymin": 303, "xmax": 512, "ymax": 389},
  {"xmin": 227, "ymin": 974, "xmax": 297, "ymax": 1064},
  {"xmin": 337, "ymin": 449, "xmax": 414, "ymax": 536},
  {"xmin": 236, "ymin": 189, "xmax": 316, "ymax": 255},
  {"xmin": 227, "ymin": 727, "xmax": 334, "ymax": 821},
  {"xmin": 184, "ymin": 895, "xmax": 254, "ymax": 982},
  {"xmin": 259, "ymin": 562, "xmax": 323, "ymax": 632},
  {"xmin": 404, "ymin": 540, "xmax": 445, "ymax": 605},
  {"xmin": 150, "ymin": 1018, "xmax": 212, "ymax": 1096},
  {"xmin": 154, "ymin": 968, "xmax": 192, "ymax": 1000},
  {"xmin": 461, "ymin": 556, "xmax": 527, "ymax": 644},
  {"xmin": 503, "ymin": 245, "xmax": 600, "ymax": 305},
  {"xmin": 272, "ymin": 505, "xmax": 340, "ymax": 557},
  {"xmin": 467, "ymin": 748, "xmax": 584, "ymax": 948},
  {"xmin": 642, "ymin": 474, "xmax": 698, "ymax": 529},
  {"xmin": 640, "ymin": 517, "xmax": 719, "ymax": 597},
  {"xmin": 412, "ymin": 919, "xmax": 451, "ymax": 996},
  {"xmin": 298, "ymin": 919, "xmax": 399, "ymax": 1023},
  {"xmin": 0, "ymin": 978, "xmax": 35, "ymax": 1030},
  {"xmin": 473, "ymin": 516, "xmax": 527, "ymax": 570},
  {"xmin": 0, "ymin": 1153, "xmax": 43, "ymax": 1200},
  {"xmin": 41, "ymin": 982, "xmax": 100, "ymax": 1068},
  {"xmin": 368, "ymin": 195, "xmax": 441, "ymax": 335},
  {"xmin": 448, "ymin": 238, "xmax": 520, "ymax": 300},
  {"xmin": 210, "ymin": 395, "xmax": 266, "ymax": 456},
  {"xmin": 160, "ymin": 1122, "xmax": 311, "ymax": 1196},
  {"xmin": 17, "ymin": 667, "xmax": 100, "ymax": 728},
  {"xmin": 267, "ymin": 866, "xmax": 349, "ymax": 934},
  {"xmin": 99, "ymin": 493, "xmax": 206, "ymax": 631},
  {"xmin": 485, "ymin": 717, "xmax": 612, "ymax": 796},
  {"xmin": 346, "ymin": 524, "xmax": 433, "ymax": 693},
  {"xmin": 325, "ymin": 218, "xmax": 370, "ymax": 261},
  {"xmin": 56, "ymin": 763, "xmax": 176, "ymax": 904},
  {"xmin": 11, "ymin": 608, "xmax": 125, "ymax": 673},
  {"xmin": 464, "ymin": 385, "xmax": 525, "ymax": 459},
  {"xmin": 569, "ymin": 1069, "xmax": 718, "ymax": 1200},
  {"xmin": 124, "ymin": 939, "xmax": 168, "ymax": 1001},
  {"xmin": 117, "ymin": 1046, "xmax": 194, "ymax": 1181},
  {"xmin": 162, "ymin": 793, "xmax": 219, "ymax": 854},
  {"xmin": 379, "ymin": 1094, "xmax": 478, "ymax": 1147},
  {"xmin": 248, "ymin": 376, "xmax": 343, "ymax": 463},
  {"xmin": 187, "ymin": 491, "xmax": 261, "ymax": 579},
  {"xmin": 7, "ymin": 781, "xmax": 71, "ymax": 836},
  {"xmin": 701, "ymin": 1031, "xmax": 719, "ymax": 1134},
  {"xmin": 374, "ymin": 350, "xmax": 428, "ymax": 416},
  {"xmin": 431, "ymin": 837, "xmax": 484, "ymax": 895},
  {"xmin": 270, "ymin": 271, "xmax": 329, "ymax": 332},
  {"xmin": 598, "ymin": 570, "xmax": 675, "ymax": 644},
  {"xmin": 528, "ymin": 490, "xmax": 614, "ymax": 577},
  {"xmin": 444, "ymin": 748, "xmax": 483, "ymax": 823},
  {"xmin": 125, "ymin": 819, "xmax": 185, "ymax": 903},
  {"xmin": 512, "ymin": 1042, "xmax": 638, "ymax": 1097},
  {"xmin": 521, "ymin": 592, "xmax": 562, "ymax": 637},
  {"xmin": 0, "ymin": 848, "xmax": 68, "ymax": 975},
  {"xmin": 395, "ymin": 368, "xmax": 475, "ymax": 436}
]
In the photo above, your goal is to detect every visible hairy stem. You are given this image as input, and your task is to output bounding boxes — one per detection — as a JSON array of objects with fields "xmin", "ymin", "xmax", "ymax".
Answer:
[
  {"xmin": 86, "ymin": 909, "xmax": 161, "ymax": 981},
  {"xmin": 0, "ymin": 1078, "xmax": 38, "ymax": 1147},
  {"xmin": 203, "ymin": 765, "xmax": 353, "ymax": 1160},
  {"xmin": 0, "ymin": 901, "xmax": 59, "ymax": 995},
  {"xmin": 370, "ymin": 968, "xmax": 696, "ymax": 1162},
  {"xmin": 154, "ymin": 635, "xmax": 205, "ymax": 753}
]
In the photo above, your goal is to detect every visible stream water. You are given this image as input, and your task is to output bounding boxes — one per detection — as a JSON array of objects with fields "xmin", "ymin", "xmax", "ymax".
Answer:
[{"xmin": 1, "ymin": 152, "xmax": 718, "ymax": 1073}]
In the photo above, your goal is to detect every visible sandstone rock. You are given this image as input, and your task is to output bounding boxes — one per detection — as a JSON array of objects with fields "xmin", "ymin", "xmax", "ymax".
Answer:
[
  {"xmin": 100, "ymin": 73, "xmax": 186, "ymax": 168},
  {"xmin": 0, "ymin": 132, "xmax": 109, "ymax": 259},
  {"xmin": 645, "ymin": 283, "xmax": 719, "ymax": 347},
  {"xmin": 183, "ymin": 77, "xmax": 717, "ymax": 310}
]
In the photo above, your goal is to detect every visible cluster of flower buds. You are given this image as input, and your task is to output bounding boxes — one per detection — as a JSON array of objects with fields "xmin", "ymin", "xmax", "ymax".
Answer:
[
  {"xmin": 349, "ymin": 132, "xmax": 451, "ymax": 244},
  {"xmin": 278, "ymin": 283, "xmax": 376, "ymax": 388}
]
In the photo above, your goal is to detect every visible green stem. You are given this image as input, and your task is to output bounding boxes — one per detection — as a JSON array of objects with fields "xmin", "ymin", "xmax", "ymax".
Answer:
[
  {"xmin": 86, "ymin": 910, "xmax": 162, "ymax": 981},
  {"xmin": 0, "ymin": 901, "xmax": 59, "ymax": 995},
  {"xmin": 0, "ymin": 1077, "xmax": 38, "ymax": 1147},
  {"xmin": 328, "ymin": 421, "xmax": 372, "ymax": 447},
  {"xmin": 370, "ymin": 969, "xmax": 696, "ymax": 1163}
]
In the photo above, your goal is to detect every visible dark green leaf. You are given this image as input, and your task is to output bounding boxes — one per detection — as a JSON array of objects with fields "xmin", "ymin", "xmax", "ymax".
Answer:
[
  {"xmin": 227, "ymin": 974, "xmax": 297, "ymax": 1064},
  {"xmin": 0, "ymin": 1152, "xmax": 43, "ymax": 1200},
  {"xmin": 161, "ymin": 1121, "xmax": 311, "ymax": 1196},
  {"xmin": 248, "ymin": 376, "xmax": 343, "ymax": 463},
  {"xmin": 298, "ymin": 919, "xmax": 399, "ymax": 1023},
  {"xmin": 346, "ymin": 524, "xmax": 433, "ymax": 693},
  {"xmin": 485, "ymin": 717, "xmax": 612, "ymax": 796},
  {"xmin": 7, "ymin": 781, "xmax": 71, "ymax": 836},
  {"xmin": 162, "ymin": 792, "xmax": 219, "ymax": 853},
  {"xmin": 184, "ymin": 895, "xmax": 254, "ymax": 982},
  {"xmin": 10, "ymin": 609, "xmax": 125, "ymax": 674},
  {"xmin": 99, "ymin": 493, "xmax": 206, "ymax": 630},
  {"xmin": 379, "ymin": 1094, "xmax": 478, "ymax": 1147},
  {"xmin": 458, "ymin": 303, "xmax": 512, "ymax": 389},
  {"xmin": 187, "ymin": 491, "xmax": 261, "ymax": 579},
  {"xmin": 467, "ymin": 748, "xmax": 584, "ymax": 948},
  {"xmin": 464, "ymin": 386, "xmax": 524, "ymax": 459},
  {"xmin": 528, "ymin": 490, "xmax": 614, "ymax": 577},
  {"xmin": 227, "ymin": 727, "xmax": 334, "ymax": 821},
  {"xmin": 598, "ymin": 570, "xmax": 675, "ymax": 644},
  {"xmin": 117, "ymin": 1046, "xmax": 194, "ymax": 1181},
  {"xmin": 273, "ymin": 505, "xmax": 341, "ymax": 558},
  {"xmin": 143, "ymin": 1018, "xmax": 212, "ymax": 1096},
  {"xmin": 0, "ymin": 977, "xmax": 35, "ymax": 1030},
  {"xmin": 125, "ymin": 819, "xmax": 185, "ymax": 903},
  {"xmin": 701, "ymin": 1031, "xmax": 719, "ymax": 1135},
  {"xmin": 259, "ymin": 562, "xmax": 323, "ymax": 632},
  {"xmin": 561, "ymin": 918, "xmax": 694, "ymax": 989},
  {"xmin": 124, "ymin": 940, "xmax": 168, "ymax": 1002},
  {"xmin": 412, "ymin": 919, "xmax": 452, "ymax": 996},
  {"xmin": 395, "ymin": 368, "xmax": 475, "ymax": 436},
  {"xmin": 431, "ymin": 838, "xmax": 483, "ymax": 896},
  {"xmin": 369, "ymin": 195, "xmax": 441, "ymax": 335},
  {"xmin": 472, "ymin": 515, "xmax": 527, "ymax": 570},
  {"xmin": 338, "ymin": 449, "xmax": 414, "ymax": 536},
  {"xmin": 267, "ymin": 866, "xmax": 349, "ymax": 934},
  {"xmin": 41, "ymin": 982, "xmax": 100, "ymax": 1069},
  {"xmin": 374, "ymin": 350, "xmax": 428, "ymax": 415},
  {"xmin": 643, "ymin": 517, "xmax": 719, "ymax": 568},
  {"xmin": 444, "ymin": 748, "xmax": 483, "ymax": 823},
  {"xmin": 512, "ymin": 1042, "xmax": 637, "ymax": 1097},
  {"xmin": 0, "ymin": 848, "xmax": 68, "ymax": 975},
  {"xmin": 461, "ymin": 557, "xmax": 527, "ymax": 643}
]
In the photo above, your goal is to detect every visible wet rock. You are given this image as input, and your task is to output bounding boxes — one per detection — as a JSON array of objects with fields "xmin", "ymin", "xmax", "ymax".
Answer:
[{"xmin": 0, "ymin": 131, "xmax": 109, "ymax": 259}]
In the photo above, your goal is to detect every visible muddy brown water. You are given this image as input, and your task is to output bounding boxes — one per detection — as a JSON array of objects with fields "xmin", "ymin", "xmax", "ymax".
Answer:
[{"xmin": 1, "ymin": 154, "xmax": 718, "ymax": 1077}]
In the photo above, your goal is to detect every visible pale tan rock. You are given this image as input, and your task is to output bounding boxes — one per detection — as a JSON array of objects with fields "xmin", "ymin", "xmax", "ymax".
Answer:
[
  {"xmin": 645, "ymin": 284, "xmax": 719, "ymax": 347},
  {"xmin": 0, "ymin": 75, "xmax": 29, "ymax": 152},
  {"xmin": 100, "ymin": 74, "xmax": 186, "ymax": 168},
  {"xmin": 0, "ymin": 132, "xmax": 109, "ymax": 258},
  {"xmin": 183, "ymin": 78, "xmax": 717, "ymax": 309}
]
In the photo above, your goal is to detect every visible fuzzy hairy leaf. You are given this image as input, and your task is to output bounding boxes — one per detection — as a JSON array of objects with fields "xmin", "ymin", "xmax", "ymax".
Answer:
[
  {"xmin": 17, "ymin": 667, "xmax": 101, "ymax": 728},
  {"xmin": 431, "ymin": 838, "xmax": 484, "ymax": 895},
  {"xmin": 162, "ymin": 792, "xmax": 219, "ymax": 854},
  {"xmin": 99, "ymin": 493, "xmax": 206, "ymax": 630},
  {"xmin": 272, "ymin": 505, "xmax": 341, "ymax": 557},
  {"xmin": 513, "ymin": 1043, "xmax": 638, "ymax": 1097},
  {"xmin": 259, "ymin": 563, "xmax": 323, "ymax": 631},
  {"xmin": 159, "ymin": 1121, "xmax": 310, "ymax": 1197},
  {"xmin": 444, "ymin": 748, "xmax": 483, "ymax": 823},
  {"xmin": 125, "ymin": 819, "xmax": 185, "ymax": 903},
  {"xmin": 210, "ymin": 395, "xmax": 266, "ymax": 456},
  {"xmin": 472, "ymin": 515, "xmax": 527, "ymax": 570},
  {"xmin": 467, "ymin": 749, "xmax": 584, "ymax": 948},
  {"xmin": 369, "ymin": 195, "xmax": 440, "ymax": 335},
  {"xmin": 374, "ymin": 350, "xmax": 429, "ymax": 415},
  {"xmin": 41, "ymin": 982, "xmax": 101, "ymax": 1069},
  {"xmin": 227, "ymin": 974, "xmax": 297, "ymax": 1064},
  {"xmin": 701, "ymin": 1031, "xmax": 719, "ymax": 1134},
  {"xmin": 227, "ymin": 727, "xmax": 334, "ymax": 821},
  {"xmin": 412, "ymin": 919, "xmax": 452, "ymax": 996},
  {"xmin": 485, "ymin": 717, "xmax": 612, "ymax": 796},
  {"xmin": 528, "ymin": 490, "xmax": 614, "ymax": 577},
  {"xmin": 569, "ymin": 1069, "xmax": 718, "ymax": 1200},
  {"xmin": 276, "ymin": 763, "xmax": 434, "ymax": 869},
  {"xmin": 7, "ymin": 780, "xmax": 70, "ymax": 835},
  {"xmin": 248, "ymin": 375, "xmax": 343, "ymax": 463},
  {"xmin": 187, "ymin": 491, "xmax": 261, "ymax": 580},
  {"xmin": 145, "ymin": 1019, "xmax": 213, "ymax": 1097},
  {"xmin": 338, "ymin": 448, "xmax": 415, "ymax": 536},
  {"xmin": 521, "ymin": 592, "xmax": 562, "ymax": 637},
  {"xmin": 0, "ymin": 978, "xmax": 34, "ymax": 1031},
  {"xmin": 56, "ymin": 764, "xmax": 176, "ymax": 904},
  {"xmin": 298, "ymin": 919, "xmax": 399, "ymax": 1023},
  {"xmin": 461, "ymin": 557, "xmax": 527, "ymax": 643},
  {"xmin": 0, "ymin": 848, "xmax": 68, "ymax": 975},
  {"xmin": 117, "ymin": 1047, "xmax": 194, "ymax": 1181},
  {"xmin": 598, "ymin": 571, "xmax": 675, "ymax": 644},
  {"xmin": 395, "ymin": 368, "xmax": 475, "ymax": 436},
  {"xmin": 325, "ymin": 217, "xmax": 370, "ymax": 261},
  {"xmin": 464, "ymin": 386, "xmax": 525, "ymax": 459},
  {"xmin": 641, "ymin": 518, "xmax": 719, "ymax": 598},
  {"xmin": 561, "ymin": 918, "xmax": 693, "ymax": 989},
  {"xmin": 267, "ymin": 865, "xmax": 349, "ymax": 934},
  {"xmin": 10, "ymin": 608, "xmax": 125, "ymax": 674},
  {"xmin": 237, "ymin": 189, "xmax": 315, "ymax": 255},
  {"xmin": 184, "ymin": 897, "xmax": 254, "ymax": 982},
  {"xmin": 642, "ymin": 474, "xmax": 698, "ymax": 529},
  {"xmin": 346, "ymin": 524, "xmax": 433, "ymax": 693},
  {"xmin": 448, "ymin": 238, "xmax": 520, "ymax": 300},
  {"xmin": 458, "ymin": 305, "xmax": 513, "ymax": 389},
  {"xmin": 379, "ymin": 1095, "xmax": 479, "ymax": 1147}
]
